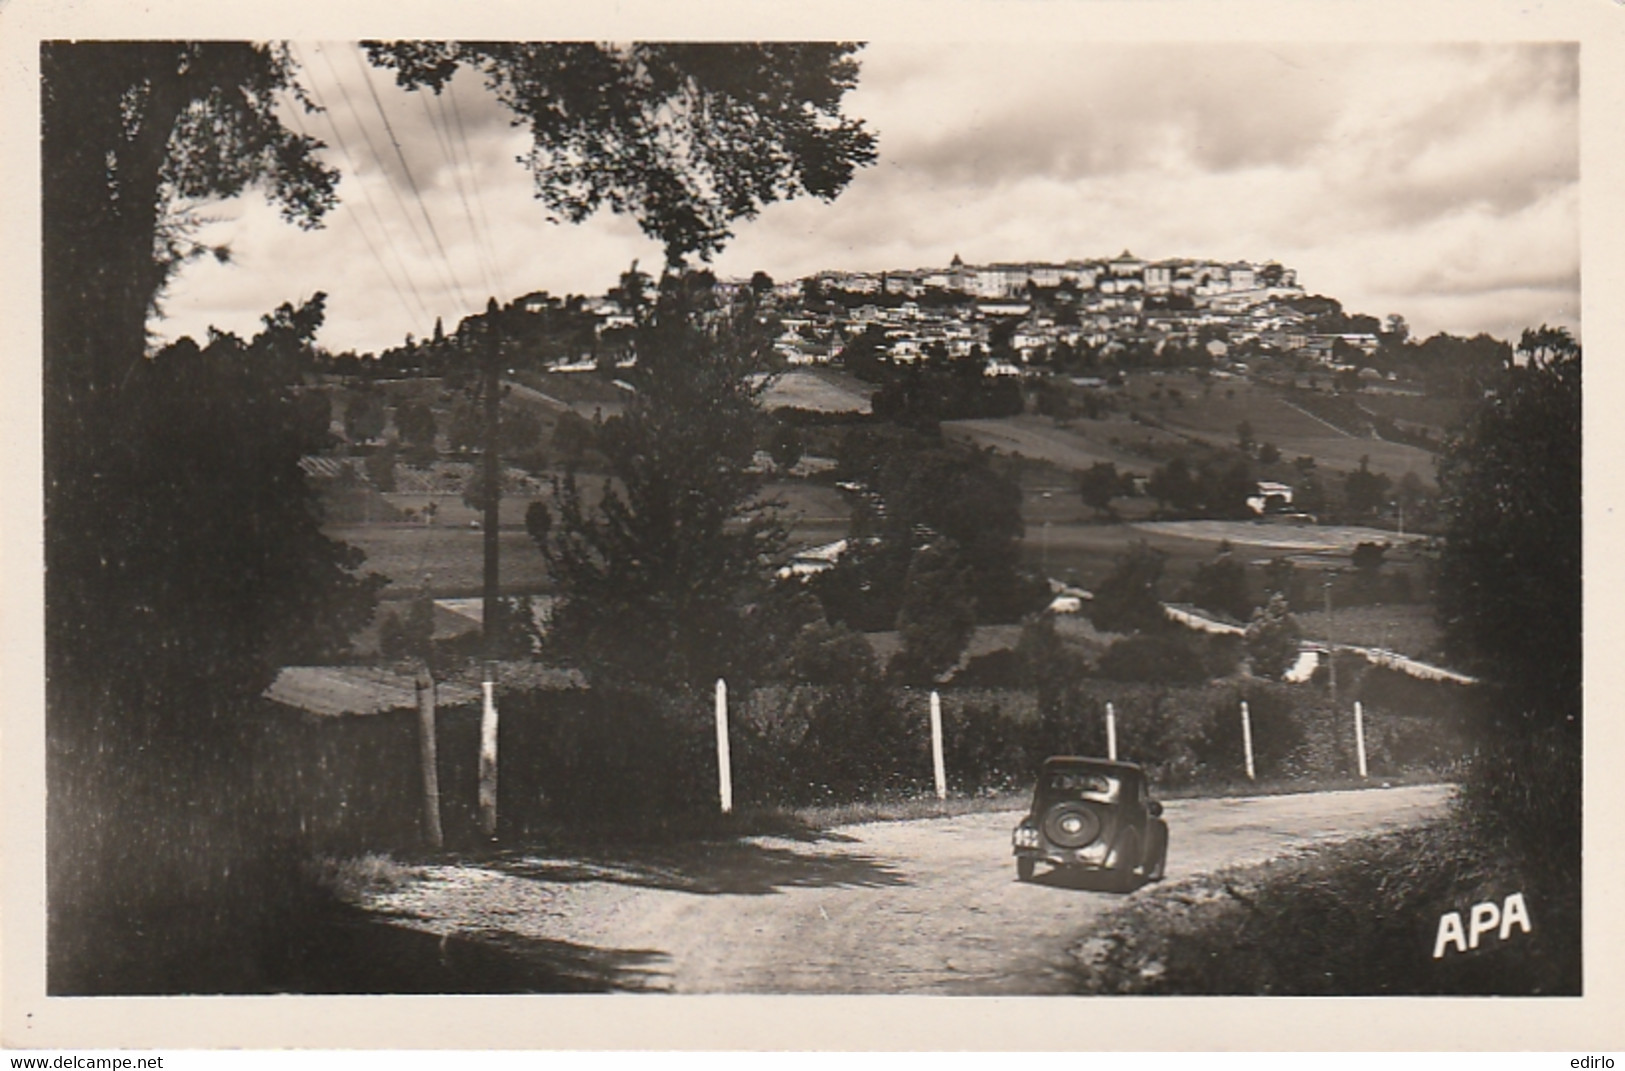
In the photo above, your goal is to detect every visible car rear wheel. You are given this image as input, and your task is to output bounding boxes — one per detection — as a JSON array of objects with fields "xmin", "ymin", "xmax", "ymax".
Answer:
[
  {"xmin": 1016, "ymin": 857, "xmax": 1036, "ymax": 882},
  {"xmin": 1041, "ymin": 802, "xmax": 1102, "ymax": 849},
  {"xmin": 1144, "ymin": 820, "xmax": 1169, "ymax": 882},
  {"xmin": 1107, "ymin": 830, "xmax": 1140, "ymax": 893}
]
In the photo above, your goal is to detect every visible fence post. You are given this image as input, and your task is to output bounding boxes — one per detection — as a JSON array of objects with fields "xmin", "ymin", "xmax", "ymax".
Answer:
[
  {"xmin": 1106, "ymin": 701, "xmax": 1118, "ymax": 761},
  {"xmin": 478, "ymin": 660, "xmax": 499, "ymax": 837},
  {"xmin": 1354, "ymin": 700, "xmax": 1368, "ymax": 779},
  {"xmin": 930, "ymin": 690, "xmax": 947, "ymax": 801},
  {"xmin": 715, "ymin": 678, "xmax": 733, "ymax": 814},
  {"xmin": 1240, "ymin": 700, "xmax": 1256, "ymax": 781},
  {"xmin": 415, "ymin": 663, "xmax": 444, "ymax": 849}
]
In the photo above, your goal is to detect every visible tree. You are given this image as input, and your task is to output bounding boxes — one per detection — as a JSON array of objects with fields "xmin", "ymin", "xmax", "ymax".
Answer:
[
  {"xmin": 43, "ymin": 43, "xmax": 338, "ymax": 450},
  {"xmin": 534, "ymin": 274, "xmax": 789, "ymax": 689},
  {"xmin": 1187, "ymin": 543, "xmax": 1254, "ymax": 622},
  {"xmin": 394, "ymin": 400, "xmax": 439, "ymax": 455},
  {"xmin": 1245, "ymin": 593, "xmax": 1302, "ymax": 681},
  {"xmin": 1343, "ymin": 455, "xmax": 1392, "ymax": 518},
  {"xmin": 524, "ymin": 500, "xmax": 552, "ymax": 548},
  {"xmin": 1078, "ymin": 461, "xmax": 1123, "ymax": 519},
  {"xmin": 364, "ymin": 439, "xmax": 397, "ymax": 492},
  {"xmin": 343, "ymin": 388, "xmax": 387, "ymax": 445},
  {"xmin": 1090, "ymin": 541, "xmax": 1167, "ymax": 635},
  {"xmin": 890, "ymin": 541, "xmax": 978, "ymax": 685},
  {"xmin": 499, "ymin": 405, "xmax": 544, "ymax": 456},
  {"xmin": 1435, "ymin": 326, "xmax": 1580, "ymax": 895},
  {"xmin": 365, "ymin": 43, "xmax": 876, "ymax": 266},
  {"xmin": 1437, "ymin": 327, "xmax": 1580, "ymax": 721},
  {"xmin": 49, "ymin": 293, "xmax": 385, "ymax": 716},
  {"xmin": 551, "ymin": 409, "xmax": 597, "ymax": 465},
  {"xmin": 447, "ymin": 399, "xmax": 484, "ymax": 454},
  {"xmin": 1096, "ymin": 634, "xmax": 1207, "ymax": 684},
  {"xmin": 768, "ymin": 420, "xmax": 805, "ymax": 472},
  {"xmin": 1147, "ymin": 455, "xmax": 1199, "ymax": 514}
]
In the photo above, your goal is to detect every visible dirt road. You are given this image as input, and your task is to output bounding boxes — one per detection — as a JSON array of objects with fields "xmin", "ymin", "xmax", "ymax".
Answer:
[{"xmin": 360, "ymin": 784, "xmax": 1452, "ymax": 994}]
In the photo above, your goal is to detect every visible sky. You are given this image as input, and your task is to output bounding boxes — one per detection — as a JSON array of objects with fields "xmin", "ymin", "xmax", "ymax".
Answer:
[{"xmin": 155, "ymin": 40, "xmax": 1580, "ymax": 356}]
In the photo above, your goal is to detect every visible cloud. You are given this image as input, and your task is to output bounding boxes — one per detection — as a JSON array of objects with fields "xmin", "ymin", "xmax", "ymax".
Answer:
[{"xmin": 154, "ymin": 39, "xmax": 1580, "ymax": 355}]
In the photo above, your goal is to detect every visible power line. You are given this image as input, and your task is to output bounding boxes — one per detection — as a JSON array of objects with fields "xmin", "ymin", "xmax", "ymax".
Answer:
[
  {"xmin": 418, "ymin": 86, "xmax": 499, "ymax": 303},
  {"xmin": 293, "ymin": 42, "xmax": 438, "ymax": 334},
  {"xmin": 439, "ymin": 82, "xmax": 508, "ymax": 300},
  {"xmin": 311, "ymin": 42, "xmax": 464, "ymax": 320},
  {"xmin": 278, "ymin": 85, "xmax": 426, "ymax": 332},
  {"xmin": 347, "ymin": 44, "xmax": 477, "ymax": 314}
]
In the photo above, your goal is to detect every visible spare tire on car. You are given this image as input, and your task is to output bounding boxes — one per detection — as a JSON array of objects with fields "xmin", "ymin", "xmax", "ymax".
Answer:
[{"xmin": 1041, "ymin": 801, "xmax": 1102, "ymax": 849}]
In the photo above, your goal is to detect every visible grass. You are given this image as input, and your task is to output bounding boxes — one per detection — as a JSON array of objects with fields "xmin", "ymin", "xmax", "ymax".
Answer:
[
  {"xmin": 1067, "ymin": 817, "xmax": 1579, "ymax": 995},
  {"xmin": 1295, "ymin": 604, "xmax": 1442, "ymax": 657},
  {"xmin": 316, "ymin": 851, "xmax": 424, "ymax": 905}
]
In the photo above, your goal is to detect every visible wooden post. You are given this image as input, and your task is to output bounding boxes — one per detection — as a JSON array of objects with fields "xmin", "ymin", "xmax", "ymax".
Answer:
[
  {"xmin": 1354, "ymin": 700, "xmax": 1369, "ymax": 779},
  {"xmin": 478, "ymin": 660, "xmax": 498, "ymax": 837},
  {"xmin": 930, "ymin": 690, "xmax": 947, "ymax": 801},
  {"xmin": 715, "ymin": 678, "xmax": 733, "ymax": 814},
  {"xmin": 1241, "ymin": 700, "xmax": 1256, "ymax": 781},
  {"xmin": 1105, "ymin": 701, "xmax": 1118, "ymax": 761},
  {"xmin": 415, "ymin": 664, "xmax": 443, "ymax": 849}
]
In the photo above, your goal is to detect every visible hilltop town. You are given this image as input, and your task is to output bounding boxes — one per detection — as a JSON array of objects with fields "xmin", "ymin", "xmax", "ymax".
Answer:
[{"xmin": 439, "ymin": 251, "xmax": 1407, "ymax": 391}]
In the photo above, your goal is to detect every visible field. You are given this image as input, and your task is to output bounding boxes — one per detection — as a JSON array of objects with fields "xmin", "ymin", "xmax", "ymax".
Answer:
[
  {"xmin": 333, "ymin": 476, "xmax": 853, "ymax": 599},
  {"xmin": 1122, "ymin": 372, "xmax": 1437, "ymax": 480},
  {"xmin": 759, "ymin": 367, "xmax": 873, "ymax": 413},
  {"xmin": 944, "ymin": 414, "xmax": 1171, "ymax": 474},
  {"xmin": 952, "ymin": 373, "xmax": 1438, "ymax": 485}
]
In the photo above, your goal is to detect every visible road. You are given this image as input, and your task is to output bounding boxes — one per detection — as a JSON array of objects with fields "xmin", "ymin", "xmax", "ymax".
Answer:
[{"xmin": 359, "ymin": 784, "xmax": 1452, "ymax": 994}]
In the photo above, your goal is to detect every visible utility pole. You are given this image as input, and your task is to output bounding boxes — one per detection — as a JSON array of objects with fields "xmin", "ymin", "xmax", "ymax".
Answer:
[
  {"xmin": 482, "ymin": 297, "xmax": 502, "ymax": 651},
  {"xmin": 478, "ymin": 297, "xmax": 502, "ymax": 839},
  {"xmin": 1324, "ymin": 568, "xmax": 1337, "ymax": 706}
]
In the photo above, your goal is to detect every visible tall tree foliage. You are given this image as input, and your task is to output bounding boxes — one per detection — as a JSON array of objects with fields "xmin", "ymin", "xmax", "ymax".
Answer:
[
  {"xmin": 1090, "ymin": 541, "xmax": 1169, "ymax": 635},
  {"xmin": 1436, "ymin": 327, "xmax": 1580, "ymax": 718},
  {"xmin": 1435, "ymin": 326, "xmax": 1581, "ymax": 889},
  {"xmin": 53, "ymin": 296, "xmax": 386, "ymax": 716},
  {"xmin": 43, "ymin": 43, "xmax": 351, "ymax": 708},
  {"xmin": 363, "ymin": 42, "xmax": 877, "ymax": 266},
  {"xmin": 533, "ymin": 275, "xmax": 787, "ymax": 689}
]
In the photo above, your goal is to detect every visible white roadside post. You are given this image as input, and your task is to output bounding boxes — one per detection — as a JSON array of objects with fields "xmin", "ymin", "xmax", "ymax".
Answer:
[
  {"xmin": 415, "ymin": 663, "xmax": 444, "ymax": 849},
  {"xmin": 929, "ymin": 690, "xmax": 947, "ymax": 801},
  {"xmin": 1240, "ymin": 699, "xmax": 1256, "ymax": 781},
  {"xmin": 1106, "ymin": 701, "xmax": 1118, "ymax": 761},
  {"xmin": 1354, "ymin": 700, "xmax": 1369, "ymax": 779},
  {"xmin": 478, "ymin": 661, "xmax": 499, "ymax": 837},
  {"xmin": 715, "ymin": 678, "xmax": 733, "ymax": 814}
]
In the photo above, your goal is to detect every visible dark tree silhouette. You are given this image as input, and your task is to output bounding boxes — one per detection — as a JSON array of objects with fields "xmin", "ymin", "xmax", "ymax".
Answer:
[
  {"xmin": 890, "ymin": 541, "xmax": 978, "ymax": 685},
  {"xmin": 1090, "ymin": 541, "xmax": 1168, "ymax": 635},
  {"xmin": 1078, "ymin": 461, "xmax": 1123, "ymax": 518},
  {"xmin": 1435, "ymin": 325, "xmax": 1581, "ymax": 944},
  {"xmin": 1437, "ymin": 326, "xmax": 1579, "ymax": 707},
  {"xmin": 534, "ymin": 277, "xmax": 788, "ymax": 689}
]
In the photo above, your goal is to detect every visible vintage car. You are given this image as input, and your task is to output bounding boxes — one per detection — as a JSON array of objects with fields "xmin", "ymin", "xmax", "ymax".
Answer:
[{"xmin": 1011, "ymin": 756, "xmax": 1168, "ymax": 890}]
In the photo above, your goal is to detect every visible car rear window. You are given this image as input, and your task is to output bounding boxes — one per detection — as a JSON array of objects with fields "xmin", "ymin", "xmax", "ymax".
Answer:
[{"xmin": 1048, "ymin": 771, "xmax": 1115, "ymax": 795}]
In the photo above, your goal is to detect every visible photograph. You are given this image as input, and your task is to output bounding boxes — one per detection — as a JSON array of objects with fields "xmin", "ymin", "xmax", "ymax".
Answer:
[{"xmin": 4, "ymin": 0, "xmax": 1620, "ymax": 1055}]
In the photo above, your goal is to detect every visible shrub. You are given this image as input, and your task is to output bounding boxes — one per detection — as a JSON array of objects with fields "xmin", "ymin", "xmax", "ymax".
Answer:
[
  {"xmin": 1192, "ymin": 685, "xmax": 1307, "ymax": 780},
  {"xmin": 1096, "ymin": 633, "xmax": 1208, "ymax": 684}
]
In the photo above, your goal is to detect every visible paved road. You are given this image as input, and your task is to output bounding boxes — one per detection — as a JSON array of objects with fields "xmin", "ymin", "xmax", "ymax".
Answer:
[{"xmin": 361, "ymin": 784, "xmax": 1453, "ymax": 994}]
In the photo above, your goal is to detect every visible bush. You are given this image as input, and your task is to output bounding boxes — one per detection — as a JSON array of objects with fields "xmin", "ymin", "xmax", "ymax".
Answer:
[
  {"xmin": 1192, "ymin": 685, "xmax": 1308, "ymax": 780},
  {"xmin": 1096, "ymin": 633, "xmax": 1208, "ymax": 684}
]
